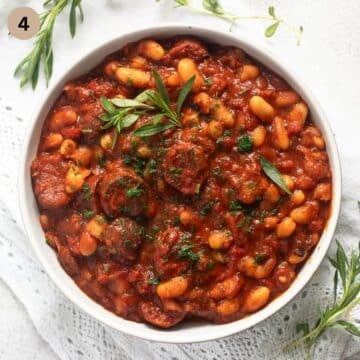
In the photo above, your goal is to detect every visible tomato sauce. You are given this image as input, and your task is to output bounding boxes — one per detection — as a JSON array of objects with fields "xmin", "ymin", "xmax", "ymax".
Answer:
[{"xmin": 31, "ymin": 37, "xmax": 332, "ymax": 327}]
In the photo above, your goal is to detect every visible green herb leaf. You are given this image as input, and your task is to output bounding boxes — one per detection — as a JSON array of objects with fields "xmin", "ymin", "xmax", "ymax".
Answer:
[
  {"xmin": 125, "ymin": 186, "xmax": 143, "ymax": 198},
  {"xmin": 265, "ymin": 21, "xmax": 280, "ymax": 38},
  {"xmin": 296, "ymin": 323, "xmax": 310, "ymax": 336},
  {"xmin": 176, "ymin": 75, "xmax": 195, "ymax": 115},
  {"xmin": 153, "ymin": 70, "xmax": 170, "ymax": 106},
  {"xmin": 202, "ymin": 0, "xmax": 224, "ymax": 15},
  {"xmin": 82, "ymin": 209, "xmax": 94, "ymax": 218},
  {"xmin": 153, "ymin": 113, "xmax": 164, "ymax": 125},
  {"xmin": 268, "ymin": 6, "xmax": 276, "ymax": 17},
  {"xmin": 110, "ymin": 98, "xmax": 154, "ymax": 109},
  {"xmin": 148, "ymin": 277, "xmax": 161, "ymax": 285},
  {"xmin": 177, "ymin": 243, "xmax": 199, "ymax": 262},
  {"xmin": 82, "ymin": 183, "xmax": 92, "ymax": 200},
  {"xmin": 237, "ymin": 134, "xmax": 253, "ymax": 153},
  {"xmin": 259, "ymin": 156, "xmax": 292, "ymax": 195},
  {"xmin": 134, "ymin": 123, "xmax": 175, "ymax": 137},
  {"xmin": 333, "ymin": 320, "xmax": 360, "ymax": 337}
]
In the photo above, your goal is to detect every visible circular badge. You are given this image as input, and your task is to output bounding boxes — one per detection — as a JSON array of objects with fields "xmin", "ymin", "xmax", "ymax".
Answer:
[{"xmin": 7, "ymin": 7, "xmax": 40, "ymax": 40}]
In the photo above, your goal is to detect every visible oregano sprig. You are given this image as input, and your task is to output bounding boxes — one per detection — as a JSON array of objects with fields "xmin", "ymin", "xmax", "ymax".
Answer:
[
  {"xmin": 14, "ymin": 0, "xmax": 83, "ymax": 89},
  {"xmin": 286, "ymin": 236, "xmax": 360, "ymax": 359},
  {"xmin": 171, "ymin": 1, "xmax": 303, "ymax": 44}
]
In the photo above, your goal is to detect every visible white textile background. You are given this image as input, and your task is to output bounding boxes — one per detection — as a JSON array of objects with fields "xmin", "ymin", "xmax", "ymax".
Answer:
[{"xmin": 0, "ymin": 1, "xmax": 360, "ymax": 359}]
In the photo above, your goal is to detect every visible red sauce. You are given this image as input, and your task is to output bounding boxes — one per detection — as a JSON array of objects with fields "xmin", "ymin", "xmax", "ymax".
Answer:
[{"xmin": 31, "ymin": 37, "xmax": 332, "ymax": 328}]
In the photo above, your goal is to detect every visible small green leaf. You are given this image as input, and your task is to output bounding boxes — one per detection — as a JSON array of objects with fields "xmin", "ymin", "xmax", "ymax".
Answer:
[
  {"xmin": 202, "ymin": 0, "xmax": 224, "ymax": 15},
  {"xmin": 174, "ymin": 0, "xmax": 188, "ymax": 7},
  {"xmin": 122, "ymin": 113, "xmax": 141, "ymax": 128},
  {"xmin": 69, "ymin": 0, "xmax": 77, "ymax": 37},
  {"xmin": 153, "ymin": 70, "xmax": 170, "ymax": 106},
  {"xmin": 134, "ymin": 123, "xmax": 175, "ymax": 137},
  {"xmin": 135, "ymin": 89, "xmax": 156, "ymax": 103},
  {"xmin": 333, "ymin": 320, "xmax": 360, "ymax": 337},
  {"xmin": 336, "ymin": 240, "xmax": 348, "ymax": 287},
  {"xmin": 100, "ymin": 96, "xmax": 116, "ymax": 113},
  {"xmin": 259, "ymin": 156, "xmax": 292, "ymax": 195},
  {"xmin": 110, "ymin": 98, "xmax": 154, "ymax": 109},
  {"xmin": 265, "ymin": 21, "xmax": 280, "ymax": 38},
  {"xmin": 333, "ymin": 270, "xmax": 338, "ymax": 304},
  {"xmin": 153, "ymin": 113, "xmax": 164, "ymax": 125},
  {"xmin": 299, "ymin": 25, "xmax": 304, "ymax": 34},
  {"xmin": 177, "ymin": 75, "xmax": 195, "ymax": 115},
  {"xmin": 296, "ymin": 323, "xmax": 310, "ymax": 336},
  {"xmin": 237, "ymin": 134, "xmax": 253, "ymax": 153},
  {"xmin": 148, "ymin": 277, "xmax": 161, "ymax": 285},
  {"xmin": 268, "ymin": 6, "xmax": 276, "ymax": 17}
]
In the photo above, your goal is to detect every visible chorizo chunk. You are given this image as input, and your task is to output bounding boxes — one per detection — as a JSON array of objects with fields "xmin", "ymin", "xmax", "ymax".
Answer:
[
  {"xmin": 31, "ymin": 154, "xmax": 71, "ymax": 209},
  {"xmin": 98, "ymin": 167, "xmax": 148, "ymax": 217},
  {"xmin": 139, "ymin": 301, "xmax": 185, "ymax": 328},
  {"xmin": 103, "ymin": 217, "xmax": 144, "ymax": 263},
  {"xmin": 153, "ymin": 227, "xmax": 193, "ymax": 278},
  {"xmin": 168, "ymin": 38, "xmax": 208, "ymax": 61},
  {"xmin": 163, "ymin": 142, "xmax": 208, "ymax": 195}
]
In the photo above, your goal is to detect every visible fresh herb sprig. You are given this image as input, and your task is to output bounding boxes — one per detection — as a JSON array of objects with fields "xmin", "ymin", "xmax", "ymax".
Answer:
[
  {"xmin": 172, "ymin": 1, "xmax": 303, "ymax": 44},
  {"xmin": 100, "ymin": 94, "xmax": 154, "ymax": 148},
  {"xmin": 134, "ymin": 71, "xmax": 195, "ymax": 137},
  {"xmin": 259, "ymin": 156, "xmax": 292, "ymax": 195},
  {"xmin": 14, "ymin": 0, "xmax": 83, "ymax": 89},
  {"xmin": 100, "ymin": 71, "xmax": 195, "ymax": 142},
  {"xmin": 287, "ymin": 239, "xmax": 360, "ymax": 359}
]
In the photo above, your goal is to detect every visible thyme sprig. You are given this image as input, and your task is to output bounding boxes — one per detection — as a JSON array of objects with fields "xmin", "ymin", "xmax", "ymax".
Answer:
[{"xmin": 172, "ymin": 1, "xmax": 303, "ymax": 44}]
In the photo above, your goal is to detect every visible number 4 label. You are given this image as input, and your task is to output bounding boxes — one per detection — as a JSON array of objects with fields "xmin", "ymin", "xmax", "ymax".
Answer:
[
  {"xmin": 18, "ymin": 16, "xmax": 30, "ymax": 31},
  {"xmin": 7, "ymin": 7, "xmax": 39, "ymax": 40}
]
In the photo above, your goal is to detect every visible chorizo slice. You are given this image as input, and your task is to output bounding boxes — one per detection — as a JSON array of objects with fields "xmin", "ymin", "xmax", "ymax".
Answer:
[
  {"xmin": 168, "ymin": 38, "xmax": 208, "ymax": 61},
  {"xmin": 31, "ymin": 153, "xmax": 71, "ymax": 209},
  {"xmin": 153, "ymin": 227, "xmax": 192, "ymax": 278},
  {"xmin": 139, "ymin": 301, "xmax": 185, "ymax": 328},
  {"xmin": 103, "ymin": 217, "xmax": 144, "ymax": 263},
  {"xmin": 75, "ymin": 174, "xmax": 102, "ymax": 213},
  {"xmin": 98, "ymin": 167, "xmax": 148, "ymax": 217},
  {"xmin": 163, "ymin": 142, "xmax": 208, "ymax": 195}
]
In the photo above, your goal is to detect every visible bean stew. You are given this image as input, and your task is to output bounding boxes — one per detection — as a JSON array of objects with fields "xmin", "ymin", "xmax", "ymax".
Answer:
[{"xmin": 31, "ymin": 37, "xmax": 332, "ymax": 328}]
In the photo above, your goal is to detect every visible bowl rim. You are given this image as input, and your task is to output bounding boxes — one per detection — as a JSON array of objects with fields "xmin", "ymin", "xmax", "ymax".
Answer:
[{"xmin": 18, "ymin": 23, "xmax": 342, "ymax": 343}]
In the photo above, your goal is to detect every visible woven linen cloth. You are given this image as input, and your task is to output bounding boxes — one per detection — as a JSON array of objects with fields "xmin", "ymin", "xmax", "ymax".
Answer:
[{"xmin": 1, "ymin": 1, "xmax": 360, "ymax": 359}]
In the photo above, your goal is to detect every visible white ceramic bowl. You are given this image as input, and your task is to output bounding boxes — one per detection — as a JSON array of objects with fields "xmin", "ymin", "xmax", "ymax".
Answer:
[{"xmin": 19, "ymin": 25, "xmax": 341, "ymax": 343}]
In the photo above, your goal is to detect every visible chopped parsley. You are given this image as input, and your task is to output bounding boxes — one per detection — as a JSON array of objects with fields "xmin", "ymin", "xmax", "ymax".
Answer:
[
  {"xmin": 200, "ymin": 199, "xmax": 219, "ymax": 215},
  {"xmin": 147, "ymin": 159, "xmax": 157, "ymax": 174},
  {"xmin": 205, "ymin": 77, "xmax": 213, "ymax": 87},
  {"xmin": 229, "ymin": 199, "xmax": 244, "ymax": 211},
  {"xmin": 206, "ymin": 261, "xmax": 216, "ymax": 270},
  {"xmin": 125, "ymin": 186, "xmax": 143, "ymax": 198},
  {"xmin": 81, "ymin": 127, "xmax": 93, "ymax": 134},
  {"xmin": 82, "ymin": 183, "xmax": 92, "ymax": 201},
  {"xmin": 82, "ymin": 209, "xmax": 94, "ymax": 218},
  {"xmin": 148, "ymin": 277, "xmax": 161, "ymax": 285},
  {"xmin": 254, "ymin": 253, "xmax": 267, "ymax": 264},
  {"xmin": 177, "ymin": 243, "xmax": 199, "ymax": 262},
  {"xmin": 237, "ymin": 134, "xmax": 253, "ymax": 153}
]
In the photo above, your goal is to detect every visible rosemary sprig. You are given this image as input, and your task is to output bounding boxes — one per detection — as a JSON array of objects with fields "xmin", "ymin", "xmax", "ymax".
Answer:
[
  {"xmin": 14, "ymin": 0, "xmax": 83, "ymax": 89},
  {"xmin": 100, "ymin": 71, "xmax": 195, "ymax": 142},
  {"xmin": 286, "ymin": 237, "xmax": 360, "ymax": 359},
  {"xmin": 172, "ymin": 1, "xmax": 303, "ymax": 44}
]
